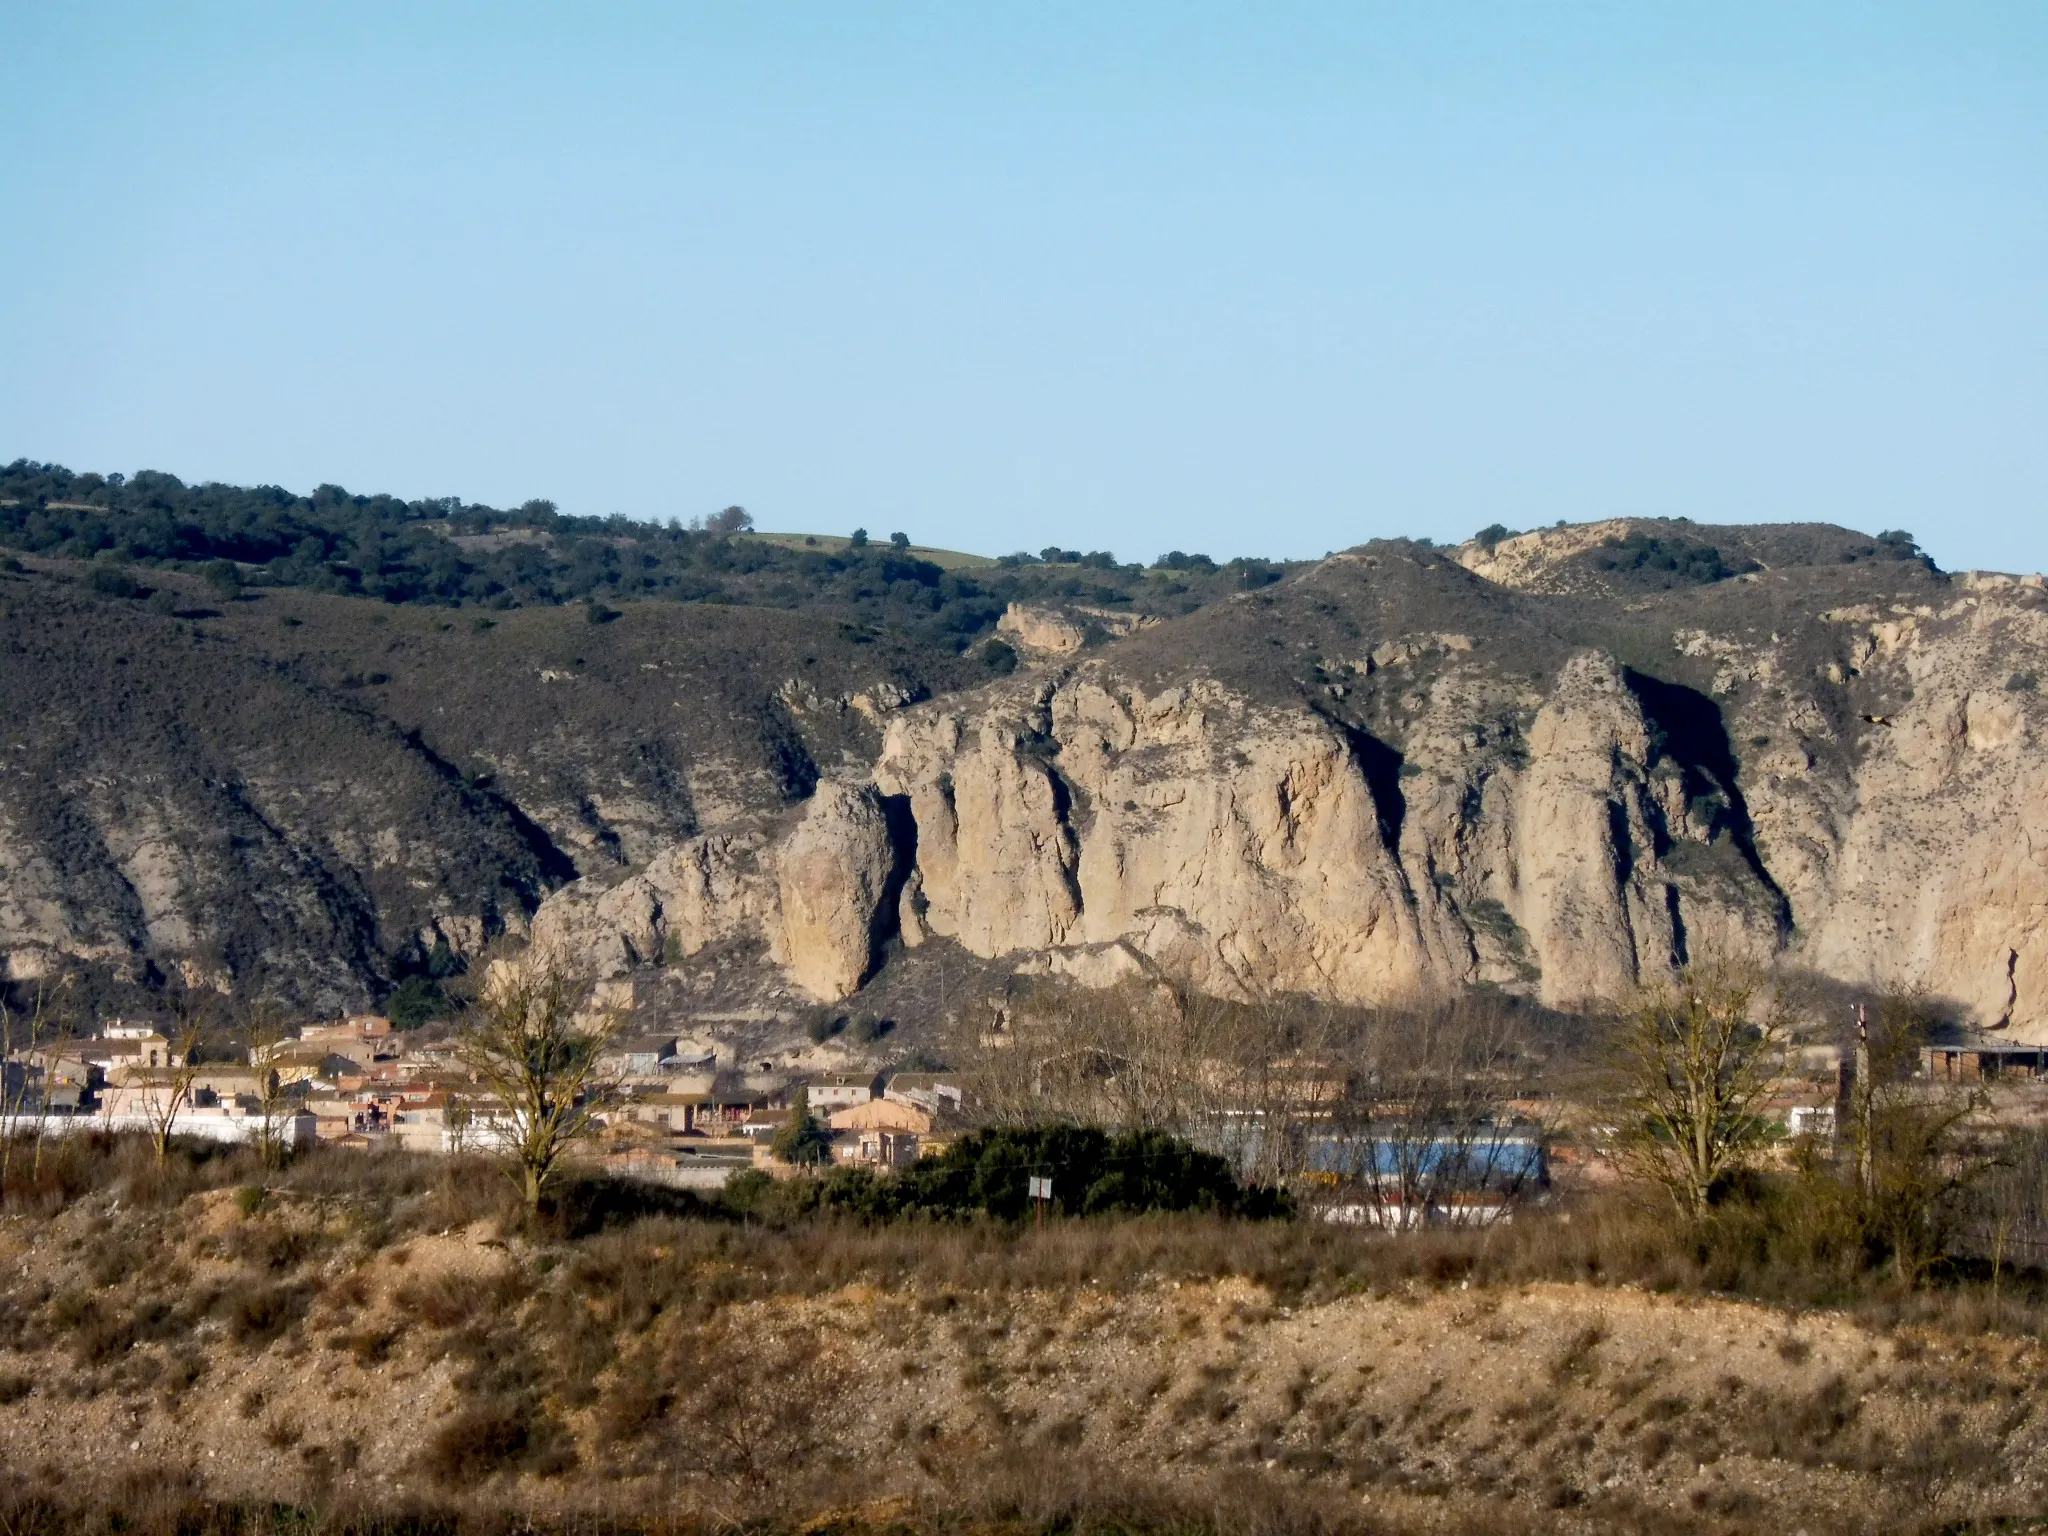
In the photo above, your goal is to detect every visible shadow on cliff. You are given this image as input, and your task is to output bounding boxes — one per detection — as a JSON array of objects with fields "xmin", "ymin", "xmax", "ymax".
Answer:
[
  {"xmin": 871, "ymin": 791, "xmax": 921, "ymax": 979},
  {"xmin": 1623, "ymin": 668, "xmax": 1792, "ymax": 941},
  {"xmin": 1316, "ymin": 707, "xmax": 1407, "ymax": 850}
]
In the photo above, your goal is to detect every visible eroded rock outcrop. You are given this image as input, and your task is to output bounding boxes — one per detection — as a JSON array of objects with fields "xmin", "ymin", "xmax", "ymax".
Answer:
[
  {"xmin": 875, "ymin": 675, "xmax": 1436, "ymax": 1002},
  {"xmin": 996, "ymin": 603, "xmax": 1162, "ymax": 658},
  {"xmin": 516, "ymin": 554, "xmax": 2048, "ymax": 1034},
  {"xmin": 526, "ymin": 651, "xmax": 1795, "ymax": 1015},
  {"xmin": 1508, "ymin": 654, "xmax": 1674, "ymax": 1007},
  {"xmin": 1794, "ymin": 593, "xmax": 2048, "ymax": 1034},
  {"xmin": 774, "ymin": 782, "xmax": 896, "ymax": 1001},
  {"xmin": 529, "ymin": 828, "xmax": 773, "ymax": 977}
]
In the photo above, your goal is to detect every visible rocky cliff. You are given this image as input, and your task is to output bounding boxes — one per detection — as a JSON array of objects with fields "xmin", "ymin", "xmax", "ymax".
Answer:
[
  {"xmin": 7, "ymin": 518, "xmax": 2046, "ymax": 1036},
  {"xmin": 519, "ymin": 524, "xmax": 2048, "ymax": 1038}
]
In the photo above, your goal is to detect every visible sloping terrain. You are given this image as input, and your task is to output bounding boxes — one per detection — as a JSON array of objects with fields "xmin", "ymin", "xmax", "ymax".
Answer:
[
  {"xmin": 2, "ymin": 1165, "xmax": 2046, "ymax": 1536},
  {"xmin": 0, "ymin": 559, "xmax": 985, "ymax": 1011}
]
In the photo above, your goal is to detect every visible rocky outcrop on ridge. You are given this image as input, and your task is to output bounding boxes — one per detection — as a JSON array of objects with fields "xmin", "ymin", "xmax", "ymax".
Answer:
[
  {"xmin": 774, "ymin": 781, "xmax": 898, "ymax": 999},
  {"xmin": 520, "ymin": 531, "xmax": 2048, "ymax": 1035}
]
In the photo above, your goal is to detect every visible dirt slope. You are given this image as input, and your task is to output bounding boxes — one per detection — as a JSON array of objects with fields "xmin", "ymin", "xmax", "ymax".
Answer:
[{"xmin": 3, "ymin": 1184, "xmax": 2044, "ymax": 1535}]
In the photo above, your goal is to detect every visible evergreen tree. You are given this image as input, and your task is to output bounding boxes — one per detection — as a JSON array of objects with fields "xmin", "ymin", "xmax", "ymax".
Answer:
[{"xmin": 771, "ymin": 1087, "xmax": 834, "ymax": 1166}]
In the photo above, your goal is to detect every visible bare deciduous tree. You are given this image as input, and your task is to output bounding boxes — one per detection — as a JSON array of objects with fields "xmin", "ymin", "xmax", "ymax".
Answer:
[
  {"xmin": 1324, "ymin": 995, "xmax": 1539, "ymax": 1228},
  {"xmin": 960, "ymin": 980, "xmax": 1353, "ymax": 1182},
  {"xmin": 1611, "ymin": 960, "xmax": 1785, "ymax": 1219},
  {"xmin": 1856, "ymin": 989, "xmax": 1996, "ymax": 1285},
  {"xmin": 1, "ymin": 977, "xmax": 72, "ymax": 1186},
  {"xmin": 241, "ymin": 999, "xmax": 297, "ymax": 1168},
  {"xmin": 134, "ymin": 989, "xmax": 215, "ymax": 1163},
  {"xmin": 455, "ymin": 953, "xmax": 625, "ymax": 1211}
]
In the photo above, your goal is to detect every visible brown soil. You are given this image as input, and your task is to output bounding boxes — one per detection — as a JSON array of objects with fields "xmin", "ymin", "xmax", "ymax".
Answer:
[{"xmin": 3, "ymin": 1181, "xmax": 2044, "ymax": 1534}]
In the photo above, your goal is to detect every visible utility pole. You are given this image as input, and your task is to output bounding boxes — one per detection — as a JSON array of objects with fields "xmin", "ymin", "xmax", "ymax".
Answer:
[{"xmin": 1854, "ymin": 1003, "xmax": 1872, "ymax": 1198}]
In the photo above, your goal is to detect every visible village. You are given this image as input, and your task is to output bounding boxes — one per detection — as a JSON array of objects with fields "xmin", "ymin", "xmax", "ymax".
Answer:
[
  {"xmin": 6, "ymin": 993, "xmax": 2043, "ymax": 1224},
  {"xmin": 0, "ymin": 1008, "xmax": 977, "ymax": 1189}
]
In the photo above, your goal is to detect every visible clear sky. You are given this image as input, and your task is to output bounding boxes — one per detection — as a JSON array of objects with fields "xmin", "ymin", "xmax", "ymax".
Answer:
[{"xmin": 3, "ymin": 4, "xmax": 2044, "ymax": 572}]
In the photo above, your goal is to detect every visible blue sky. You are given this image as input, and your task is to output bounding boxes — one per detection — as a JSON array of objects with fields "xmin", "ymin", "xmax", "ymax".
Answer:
[{"xmin": 3, "ymin": 4, "xmax": 2044, "ymax": 571}]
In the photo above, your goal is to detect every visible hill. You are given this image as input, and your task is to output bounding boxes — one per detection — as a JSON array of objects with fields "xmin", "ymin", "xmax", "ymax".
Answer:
[
  {"xmin": 5, "ymin": 459, "xmax": 2044, "ymax": 1048},
  {"xmin": 753, "ymin": 531, "xmax": 998, "ymax": 570},
  {"xmin": 0, "ymin": 460, "xmax": 1294, "ymax": 653},
  {"xmin": 0, "ymin": 555, "xmax": 988, "ymax": 1013}
]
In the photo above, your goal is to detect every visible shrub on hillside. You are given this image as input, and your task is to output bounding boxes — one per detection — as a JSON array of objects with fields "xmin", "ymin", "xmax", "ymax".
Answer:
[
  {"xmin": 385, "ymin": 975, "xmax": 448, "ymax": 1030},
  {"xmin": 423, "ymin": 1398, "xmax": 574, "ymax": 1483}
]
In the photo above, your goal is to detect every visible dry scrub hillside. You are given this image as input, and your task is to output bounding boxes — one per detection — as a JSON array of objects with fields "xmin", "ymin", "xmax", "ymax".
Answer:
[{"xmin": 4, "ymin": 1140, "xmax": 2048, "ymax": 1535}]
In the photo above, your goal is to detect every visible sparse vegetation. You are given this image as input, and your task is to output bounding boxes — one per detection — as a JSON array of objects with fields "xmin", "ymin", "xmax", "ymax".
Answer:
[
  {"xmin": 4, "ymin": 1128, "xmax": 2048, "ymax": 1532},
  {"xmin": 1591, "ymin": 531, "xmax": 1757, "ymax": 586}
]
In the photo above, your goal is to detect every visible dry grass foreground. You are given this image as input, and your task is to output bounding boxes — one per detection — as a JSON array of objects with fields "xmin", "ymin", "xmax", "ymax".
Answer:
[{"xmin": 4, "ymin": 1138, "xmax": 2048, "ymax": 1535}]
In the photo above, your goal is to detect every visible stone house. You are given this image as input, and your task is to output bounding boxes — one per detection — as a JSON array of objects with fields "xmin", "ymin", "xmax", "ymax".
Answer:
[
  {"xmin": 805, "ymin": 1071, "xmax": 881, "ymax": 1110},
  {"xmin": 827, "ymin": 1096, "xmax": 938, "ymax": 1168}
]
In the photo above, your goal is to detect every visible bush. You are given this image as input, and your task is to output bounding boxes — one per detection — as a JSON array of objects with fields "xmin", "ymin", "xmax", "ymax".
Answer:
[
  {"xmin": 89, "ymin": 566, "xmax": 139, "ymax": 598},
  {"xmin": 221, "ymin": 1281, "xmax": 310, "ymax": 1346},
  {"xmin": 807, "ymin": 1125, "xmax": 1288, "ymax": 1224},
  {"xmin": 386, "ymin": 975, "xmax": 449, "ymax": 1030},
  {"xmin": 849, "ymin": 1013, "xmax": 892, "ymax": 1044},
  {"xmin": 422, "ymin": 1400, "xmax": 570, "ymax": 1483}
]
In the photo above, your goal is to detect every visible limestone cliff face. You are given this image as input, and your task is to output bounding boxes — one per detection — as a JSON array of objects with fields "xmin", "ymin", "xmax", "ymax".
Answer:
[
  {"xmin": 523, "ymin": 785, "xmax": 901, "ymax": 1005},
  {"xmin": 515, "ymin": 557, "xmax": 2048, "ymax": 1033},
  {"xmin": 874, "ymin": 676, "xmax": 1433, "ymax": 1002},
  {"xmin": 1508, "ymin": 654, "xmax": 1678, "ymax": 1007},
  {"xmin": 773, "ymin": 782, "xmax": 896, "ymax": 1001},
  {"xmin": 1790, "ymin": 580, "xmax": 2048, "ymax": 1034},
  {"xmin": 865, "ymin": 653, "xmax": 1786, "ymax": 1012},
  {"xmin": 525, "ymin": 648, "xmax": 1785, "ymax": 1014},
  {"xmin": 528, "ymin": 828, "xmax": 774, "ymax": 978}
]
